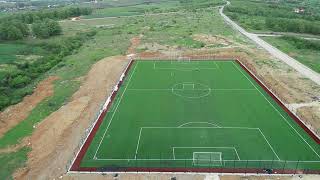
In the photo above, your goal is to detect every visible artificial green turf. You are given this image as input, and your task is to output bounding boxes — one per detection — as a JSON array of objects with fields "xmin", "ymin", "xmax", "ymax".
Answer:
[{"xmin": 80, "ymin": 60, "xmax": 320, "ymax": 170}]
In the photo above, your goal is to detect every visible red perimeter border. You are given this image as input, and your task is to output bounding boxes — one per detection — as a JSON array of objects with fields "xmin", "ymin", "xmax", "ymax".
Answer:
[
  {"xmin": 70, "ymin": 59, "xmax": 135, "ymax": 172},
  {"xmin": 70, "ymin": 59, "xmax": 320, "ymax": 174}
]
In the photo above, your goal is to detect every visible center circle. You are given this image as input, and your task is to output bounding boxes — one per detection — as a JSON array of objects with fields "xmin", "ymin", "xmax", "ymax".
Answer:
[{"xmin": 172, "ymin": 82, "xmax": 211, "ymax": 99}]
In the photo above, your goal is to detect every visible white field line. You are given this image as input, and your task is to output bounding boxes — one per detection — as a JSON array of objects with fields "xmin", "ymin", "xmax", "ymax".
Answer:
[
  {"xmin": 172, "ymin": 146, "xmax": 240, "ymax": 160},
  {"xmin": 153, "ymin": 60, "xmax": 219, "ymax": 70},
  {"xmin": 214, "ymin": 61, "xmax": 220, "ymax": 69},
  {"xmin": 142, "ymin": 126, "xmax": 259, "ymax": 130},
  {"xmin": 232, "ymin": 61, "xmax": 320, "ymax": 159},
  {"xmin": 141, "ymin": 126, "xmax": 280, "ymax": 161},
  {"xmin": 178, "ymin": 122, "xmax": 221, "ymax": 127},
  {"xmin": 107, "ymin": 98, "xmax": 121, "ymax": 113},
  {"xmin": 258, "ymin": 128, "xmax": 280, "ymax": 160},
  {"xmin": 94, "ymin": 158, "xmax": 320, "ymax": 163},
  {"xmin": 93, "ymin": 61, "xmax": 139, "ymax": 159},
  {"xmin": 233, "ymin": 147, "xmax": 241, "ymax": 160},
  {"xmin": 193, "ymin": 152, "xmax": 222, "ymax": 166},
  {"xmin": 135, "ymin": 128, "xmax": 143, "ymax": 159},
  {"xmin": 155, "ymin": 67, "xmax": 218, "ymax": 70},
  {"xmin": 173, "ymin": 148, "xmax": 176, "ymax": 160},
  {"xmin": 134, "ymin": 126, "xmax": 257, "ymax": 160},
  {"xmin": 127, "ymin": 88, "xmax": 256, "ymax": 91}
]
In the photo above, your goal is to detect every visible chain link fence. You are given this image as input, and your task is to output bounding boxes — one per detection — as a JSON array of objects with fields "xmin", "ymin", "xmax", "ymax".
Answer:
[{"xmin": 66, "ymin": 56, "xmax": 320, "ymax": 175}]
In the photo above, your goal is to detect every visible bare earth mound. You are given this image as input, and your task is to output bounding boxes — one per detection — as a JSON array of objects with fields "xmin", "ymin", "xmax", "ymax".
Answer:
[
  {"xmin": 0, "ymin": 76, "xmax": 59, "ymax": 138},
  {"xmin": 14, "ymin": 56, "xmax": 129, "ymax": 179}
]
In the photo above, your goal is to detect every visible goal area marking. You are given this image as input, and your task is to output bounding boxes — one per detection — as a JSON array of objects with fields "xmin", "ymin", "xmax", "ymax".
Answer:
[
  {"xmin": 172, "ymin": 146, "xmax": 240, "ymax": 161},
  {"xmin": 193, "ymin": 152, "xmax": 222, "ymax": 166}
]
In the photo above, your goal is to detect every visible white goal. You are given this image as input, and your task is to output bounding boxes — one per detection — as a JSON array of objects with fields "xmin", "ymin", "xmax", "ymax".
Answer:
[{"xmin": 193, "ymin": 152, "xmax": 223, "ymax": 166}]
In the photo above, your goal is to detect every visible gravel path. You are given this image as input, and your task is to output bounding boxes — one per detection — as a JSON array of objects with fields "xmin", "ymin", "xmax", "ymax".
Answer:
[{"xmin": 219, "ymin": 1, "xmax": 320, "ymax": 86}]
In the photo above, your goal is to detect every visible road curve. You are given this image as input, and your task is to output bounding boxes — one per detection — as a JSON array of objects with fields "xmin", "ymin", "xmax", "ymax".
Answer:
[{"xmin": 219, "ymin": 1, "xmax": 320, "ymax": 86}]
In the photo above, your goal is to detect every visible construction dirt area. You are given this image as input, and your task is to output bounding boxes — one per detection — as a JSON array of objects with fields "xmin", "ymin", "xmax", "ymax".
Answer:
[{"xmin": 0, "ymin": 35, "xmax": 319, "ymax": 180}]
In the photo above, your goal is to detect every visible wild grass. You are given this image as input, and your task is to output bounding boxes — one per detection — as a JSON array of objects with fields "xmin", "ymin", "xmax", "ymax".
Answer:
[{"xmin": 263, "ymin": 36, "xmax": 320, "ymax": 73}]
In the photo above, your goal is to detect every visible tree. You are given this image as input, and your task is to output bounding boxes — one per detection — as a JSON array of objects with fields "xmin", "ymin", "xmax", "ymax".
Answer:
[
  {"xmin": 0, "ymin": 95, "xmax": 10, "ymax": 109},
  {"xmin": 32, "ymin": 21, "xmax": 49, "ymax": 38},
  {"xmin": 32, "ymin": 19, "xmax": 61, "ymax": 39},
  {"xmin": 46, "ymin": 19, "xmax": 62, "ymax": 36},
  {"xmin": 7, "ymin": 26, "xmax": 23, "ymax": 40},
  {"xmin": 9, "ymin": 75, "xmax": 31, "ymax": 88}
]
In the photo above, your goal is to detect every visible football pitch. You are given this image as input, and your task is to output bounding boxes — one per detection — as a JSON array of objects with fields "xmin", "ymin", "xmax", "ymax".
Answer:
[{"xmin": 72, "ymin": 60, "xmax": 320, "ymax": 173}]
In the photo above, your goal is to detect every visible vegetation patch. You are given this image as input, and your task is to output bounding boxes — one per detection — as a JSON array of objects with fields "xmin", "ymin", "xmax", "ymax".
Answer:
[
  {"xmin": 225, "ymin": 0, "xmax": 320, "ymax": 34},
  {"xmin": 0, "ymin": 147, "xmax": 30, "ymax": 180},
  {"xmin": 262, "ymin": 36, "xmax": 320, "ymax": 73}
]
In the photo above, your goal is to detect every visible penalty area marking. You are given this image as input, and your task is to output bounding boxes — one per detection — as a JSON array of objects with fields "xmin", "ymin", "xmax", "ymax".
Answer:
[{"xmin": 133, "ymin": 126, "xmax": 280, "ymax": 161}]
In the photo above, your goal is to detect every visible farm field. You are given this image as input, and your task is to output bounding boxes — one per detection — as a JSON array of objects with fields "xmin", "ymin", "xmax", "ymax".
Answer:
[{"xmin": 73, "ymin": 60, "xmax": 320, "ymax": 172}]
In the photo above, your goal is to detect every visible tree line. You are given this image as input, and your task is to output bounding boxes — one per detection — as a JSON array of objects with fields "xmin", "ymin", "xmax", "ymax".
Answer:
[
  {"xmin": 280, "ymin": 35, "xmax": 320, "ymax": 50},
  {"xmin": 0, "ymin": 7, "xmax": 92, "ymax": 40},
  {"xmin": 225, "ymin": 0, "xmax": 320, "ymax": 35},
  {"xmin": 0, "ymin": 31, "xmax": 96, "ymax": 110},
  {"xmin": 265, "ymin": 18, "xmax": 320, "ymax": 35}
]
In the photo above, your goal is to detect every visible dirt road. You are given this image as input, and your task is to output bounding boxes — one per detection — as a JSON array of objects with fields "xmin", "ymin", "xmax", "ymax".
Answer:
[{"xmin": 219, "ymin": 1, "xmax": 320, "ymax": 86}]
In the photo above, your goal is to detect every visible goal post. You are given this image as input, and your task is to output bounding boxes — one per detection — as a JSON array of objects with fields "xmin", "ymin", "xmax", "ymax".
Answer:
[
  {"xmin": 171, "ymin": 57, "xmax": 191, "ymax": 64},
  {"xmin": 193, "ymin": 152, "xmax": 223, "ymax": 167}
]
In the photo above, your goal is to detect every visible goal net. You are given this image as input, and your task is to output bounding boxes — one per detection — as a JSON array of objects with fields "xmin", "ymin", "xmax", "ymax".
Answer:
[
  {"xmin": 193, "ymin": 152, "xmax": 223, "ymax": 166},
  {"xmin": 171, "ymin": 57, "xmax": 191, "ymax": 64}
]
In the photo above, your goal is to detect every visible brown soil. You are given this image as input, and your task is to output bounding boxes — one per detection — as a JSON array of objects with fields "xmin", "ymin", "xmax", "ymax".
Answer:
[
  {"xmin": 297, "ymin": 106, "xmax": 320, "ymax": 134},
  {"xmin": 193, "ymin": 34, "xmax": 232, "ymax": 47},
  {"xmin": 0, "ymin": 76, "xmax": 59, "ymax": 137},
  {"xmin": 13, "ymin": 36, "xmax": 141, "ymax": 179},
  {"xmin": 127, "ymin": 35, "xmax": 142, "ymax": 54},
  {"xmin": 14, "ymin": 55, "xmax": 129, "ymax": 179},
  {"xmin": 220, "ymin": 175, "xmax": 319, "ymax": 180}
]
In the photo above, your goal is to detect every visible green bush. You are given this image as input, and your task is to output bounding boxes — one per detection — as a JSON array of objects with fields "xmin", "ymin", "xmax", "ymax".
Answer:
[{"xmin": 0, "ymin": 31, "xmax": 96, "ymax": 110}]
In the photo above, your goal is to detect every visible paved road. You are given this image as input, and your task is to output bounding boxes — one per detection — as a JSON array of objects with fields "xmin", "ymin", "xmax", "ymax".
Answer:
[{"xmin": 219, "ymin": 1, "xmax": 320, "ymax": 86}]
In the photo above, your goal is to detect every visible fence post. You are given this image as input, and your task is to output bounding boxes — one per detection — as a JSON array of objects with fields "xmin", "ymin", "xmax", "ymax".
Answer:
[
  {"xmin": 245, "ymin": 160, "xmax": 248, "ymax": 174},
  {"xmin": 294, "ymin": 160, "xmax": 300, "ymax": 174},
  {"xmin": 282, "ymin": 160, "xmax": 286, "ymax": 174},
  {"xmin": 159, "ymin": 153, "xmax": 161, "ymax": 168}
]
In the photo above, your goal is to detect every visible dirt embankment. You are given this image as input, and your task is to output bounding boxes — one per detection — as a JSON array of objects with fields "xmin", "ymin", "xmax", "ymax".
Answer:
[
  {"xmin": 0, "ymin": 76, "xmax": 59, "ymax": 138},
  {"xmin": 127, "ymin": 35, "xmax": 142, "ymax": 54},
  {"xmin": 14, "ymin": 56, "xmax": 129, "ymax": 179},
  {"xmin": 13, "ymin": 36, "xmax": 141, "ymax": 179}
]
